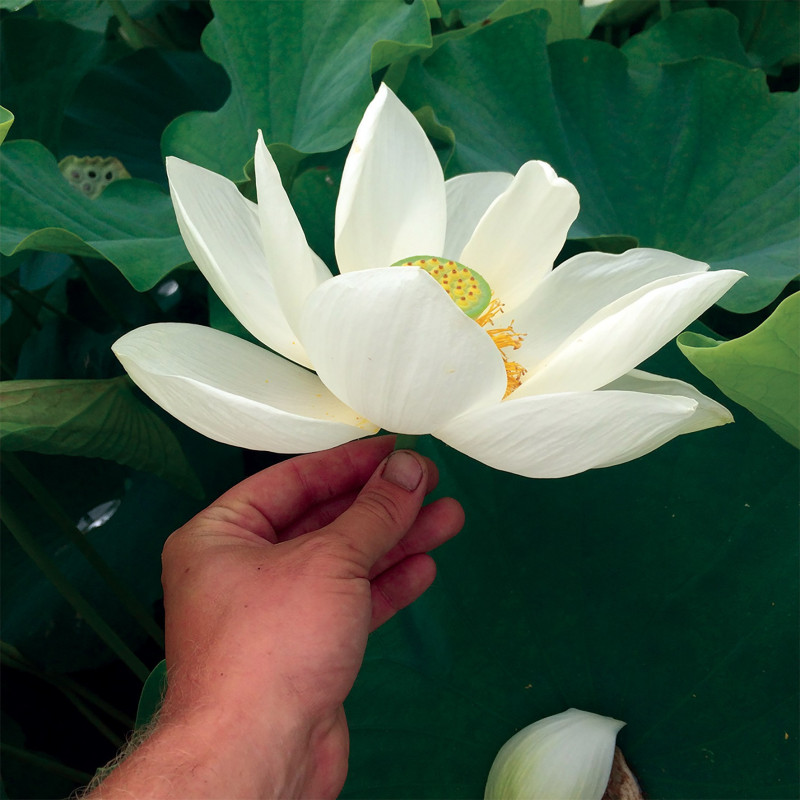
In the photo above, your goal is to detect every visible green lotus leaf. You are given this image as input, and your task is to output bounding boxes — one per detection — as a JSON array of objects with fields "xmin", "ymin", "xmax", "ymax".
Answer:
[
  {"xmin": 0, "ymin": 0, "xmax": 33, "ymax": 10},
  {"xmin": 34, "ymin": 0, "xmax": 165, "ymax": 33},
  {"xmin": 342, "ymin": 341, "xmax": 798, "ymax": 799},
  {"xmin": 716, "ymin": 0, "xmax": 799, "ymax": 74},
  {"xmin": 438, "ymin": 0, "xmax": 584, "ymax": 41},
  {"xmin": 0, "ymin": 17, "xmax": 117, "ymax": 152},
  {"xmin": 0, "ymin": 375, "xmax": 201, "ymax": 495},
  {"xmin": 162, "ymin": 0, "xmax": 433, "ymax": 179},
  {"xmin": 400, "ymin": 10, "xmax": 798, "ymax": 313},
  {"xmin": 135, "ymin": 659, "xmax": 168, "ymax": 729},
  {"xmin": 0, "ymin": 139, "xmax": 188, "ymax": 290},
  {"xmin": 620, "ymin": 7, "xmax": 751, "ymax": 71},
  {"xmin": 61, "ymin": 48, "xmax": 229, "ymax": 185},
  {"xmin": 678, "ymin": 293, "xmax": 799, "ymax": 448}
]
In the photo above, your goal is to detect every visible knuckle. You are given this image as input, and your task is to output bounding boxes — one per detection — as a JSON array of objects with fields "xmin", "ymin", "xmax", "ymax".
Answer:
[{"xmin": 161, "ymin": 526, "xmax": 187, "ymax": 567}]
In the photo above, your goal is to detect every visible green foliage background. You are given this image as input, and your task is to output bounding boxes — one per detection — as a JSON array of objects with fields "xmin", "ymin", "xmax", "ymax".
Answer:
[{"xmin": 0, "ymin": 1, "xmax": 797, "ymax": 798}]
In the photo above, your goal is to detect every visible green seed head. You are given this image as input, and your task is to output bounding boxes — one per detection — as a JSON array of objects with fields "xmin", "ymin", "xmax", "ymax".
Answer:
[{"xmin": 393, "ymin": 255, "xmax": 491, "ymax": 319}]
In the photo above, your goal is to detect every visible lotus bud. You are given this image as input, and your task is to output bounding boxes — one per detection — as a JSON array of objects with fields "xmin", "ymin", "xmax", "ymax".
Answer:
[{"xmin": 484, "ymin": 708, "xmax": 625, "ymax": 800}]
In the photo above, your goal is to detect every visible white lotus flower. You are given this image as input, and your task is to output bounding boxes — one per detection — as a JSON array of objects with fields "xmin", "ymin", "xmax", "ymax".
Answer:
[
  {"xmin": 113, "ymin": 84, "xmax": 744, "ymax": 478},
  {"xmin": 484, "ymin": 708, "xmax": 625, "ymax": 800}
]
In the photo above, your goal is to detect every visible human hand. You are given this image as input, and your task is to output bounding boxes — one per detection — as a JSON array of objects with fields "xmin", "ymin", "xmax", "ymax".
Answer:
[{"xmin": 92, "ymin": 437, "xmax": 463, "ymax": 799}]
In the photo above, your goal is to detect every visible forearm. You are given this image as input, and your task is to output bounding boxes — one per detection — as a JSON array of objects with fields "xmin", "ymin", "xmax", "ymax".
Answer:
[{"xmin": 86, "ymin": 695, "xmax": 330, "ymax": 800}]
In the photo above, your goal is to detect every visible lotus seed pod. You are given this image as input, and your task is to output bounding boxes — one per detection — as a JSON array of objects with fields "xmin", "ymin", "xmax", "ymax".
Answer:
[
  {"xmin": 393, "ymin": 255, "xmax": 492, "ymax": 319},
  {"xmin": 59, "ymin": 155, "xmax": 131, "ymax": 199}
]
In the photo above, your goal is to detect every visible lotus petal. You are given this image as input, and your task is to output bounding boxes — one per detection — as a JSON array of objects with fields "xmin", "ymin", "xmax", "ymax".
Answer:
[{"xmin": 113, "ymin": 323, "xmax": 376, "ymax": 452}]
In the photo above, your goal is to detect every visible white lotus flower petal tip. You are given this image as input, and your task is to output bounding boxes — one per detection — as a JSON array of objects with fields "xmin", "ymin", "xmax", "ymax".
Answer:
[
  {"xmin": 485, "ymin": 708, "xmax": 625, "ymax": 800},
  {"xmin": 335, "ymin": 82, "xmax": 446, "ymax": 273},
  {"xmin": 459, "ymin": 159, "xmax": 580, "ymax": 303}
]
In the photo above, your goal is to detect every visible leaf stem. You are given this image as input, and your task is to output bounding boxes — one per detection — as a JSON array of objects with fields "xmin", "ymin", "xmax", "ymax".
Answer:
[
  {"xmin": 0, "ymin": 497, "xmax": 150, "ymax": 682},
  {"xmin": 0, "ymin": 282, "xmax": 43, "ymax": 330},
  {"xmin": 2, "ymin": 641, "xmax": 135, "ymax": 729},
  {"xmin": 0, "ymin": 743, "xmax": 94, "ymax": 784},
  {"xmin": 4, "ymin": 453, "xmax": 165, "ymax": 649},
  {"xmin": 63, "ymin": 687, "xmax": 126, "ymax": 747},
  {"xmin": 106, "ymin": 0, "xmax": 146, "ymax": 50},
  {"xmin": 1, "ymin": 277, "xmax": 81, "ymax": 325},
  {"xmin": 745, "ymin": 1, "xmax": 767, "ymax": 51}
]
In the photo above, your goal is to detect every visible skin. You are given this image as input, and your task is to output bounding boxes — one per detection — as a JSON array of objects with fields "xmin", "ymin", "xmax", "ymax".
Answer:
[{"xmin": 88, "ymin": 437, "xmax": 464, "ymax": 799}]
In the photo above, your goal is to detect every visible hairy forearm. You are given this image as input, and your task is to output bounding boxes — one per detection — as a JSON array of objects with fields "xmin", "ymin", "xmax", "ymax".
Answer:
[{"xmin": 85, "ymin": 695, "xmax": 327, "ymax": 800}]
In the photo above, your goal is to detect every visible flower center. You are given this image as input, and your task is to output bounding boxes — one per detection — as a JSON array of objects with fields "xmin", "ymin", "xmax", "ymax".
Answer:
[
  {"xmin": 394, "ymin": 256, "xmax": 491, "ymax": 319},
  {"xmin": 393, "ymin": 256, "xmax": 527, "ymax": 398}
]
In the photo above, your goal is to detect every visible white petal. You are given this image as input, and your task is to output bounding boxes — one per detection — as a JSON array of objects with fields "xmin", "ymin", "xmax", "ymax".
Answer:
[
  {"xmin": 443, "ymin": 172, "xmax": 513, "ymax": 261},
  {"xmin": 334, "ymin": 84, "xmax": 446, "ymax": 273},
  {"xmin": 459, "ymin": 161, "xmax": 579, "ymax": 305},
  {"xmin": 300, "ymin": 267, "xmax": 507, "ymax": 434},
  {"xmin": 511, "ymin": 248, "xmax": 712, "ymax": 365},
  {"xmin": 485, "ymin": 708, "xmax": 624, "ymax": 800},
  {"xmin": 594, "ymin": 368, "xmax": 732, "ymax": 466},
  {"xmin": 513, "ymin": 267, "xmax": 745, "ymax": 396},
  {"xmin": 166, "ymin": 156, "xmax": 312, "ymax": 367},
  {"xmin": 254, "ymin": 132, "xmax": 332, "ymax": 334},
  {"xmin": 113, "ymin": 324, "xmax": 377, "ymax": 452},
  {"xmin": 435, "ymin": 389, "xmax": 712, "ymax": 479}
]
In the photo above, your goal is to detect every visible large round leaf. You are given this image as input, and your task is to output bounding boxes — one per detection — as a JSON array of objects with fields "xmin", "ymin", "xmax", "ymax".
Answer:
[
  {"xmin": 438, "ymin": 0, "xmax": 584, "ymax": 40},
  {"xmin": 61, "ymin": 48, "xmax": 229, "ymax": 185},
  {"xmin": 716, "ymin": 0, "xmax": 800, "ymax": 74},
  {"xmin": 0, "ymin": 376, "xmax": 202, "ymax": 496},
  {"xmin": 679, "ymin": 294, "xmax": 800, "ymax": 449},
  {"xmin": 0, "ymin": 139, "xmax": 188, "ymax": 290},
  {"xmin": 0, "ymin": 16, "xmax": 119, "ymax": 152},
  {"xmin": 400, "ymin": 10, "xmax": 798, "ymax": 313},
  {"xmin": 342, "ymin": 342, "xmax": 798, "ymax": 799},
  {"xmin": 619, "ymin": 7, "xmax": 751, "ymax": 71},
  {"xmin": 162, "ymin": 0, "xmax": 433, "ymax": 179}
]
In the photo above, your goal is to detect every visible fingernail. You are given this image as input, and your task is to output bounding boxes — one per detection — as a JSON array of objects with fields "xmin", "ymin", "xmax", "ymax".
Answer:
[{"xmin": 382, "ymin": 451, "xmax": 423, "ymax": 492}]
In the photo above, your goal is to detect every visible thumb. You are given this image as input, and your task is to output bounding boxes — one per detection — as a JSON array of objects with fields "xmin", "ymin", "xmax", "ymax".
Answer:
[{"xmin": 322, "ymin": 449, "xmax": 432, "ymax": 571}]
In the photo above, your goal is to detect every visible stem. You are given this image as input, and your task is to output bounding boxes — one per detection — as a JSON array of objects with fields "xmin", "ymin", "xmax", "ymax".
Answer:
[
  {"xmin": 0, "ymin": 283, "xmax": 42, "ymax": 330},
  {"xmin": 393, "ymin": 433, "xmax": 420, "ymax": 451},
  {"xmin": 5, "ymin": 453, "xmax": 165, "ymax": 649},
  {"xmin": 2, "ymin": 642, "xmax": 135, "ymax": 728},
  {"xmin": 0, "ymin": 497, "xmax": 150, "ymax": 682},
  {"xmin": 106, "ymin": 0, "xmax": 146, "ymax": 50},
  {"xmin": 62, "ymin": 689, "xmax": 126, "ymax": 747},
  {"xmin": 659, "ymin": 0, "xmax": 671, "ymax": 19},
  {"xmin": 2, "ymin": 277, "xmax": 81, "ymax": 325},
  {"xmin": 745, "ymin": 1, "xmax": 767, "ymax": 51},
  {"xmin": 0, "ymin": 743, "xmax": 94, "ymax": 784}
]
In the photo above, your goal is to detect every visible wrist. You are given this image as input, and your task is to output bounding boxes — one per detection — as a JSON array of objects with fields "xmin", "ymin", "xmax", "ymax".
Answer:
[{"xmin": 92, "ymin": 687, "xmax": 329, "ymax": 799}]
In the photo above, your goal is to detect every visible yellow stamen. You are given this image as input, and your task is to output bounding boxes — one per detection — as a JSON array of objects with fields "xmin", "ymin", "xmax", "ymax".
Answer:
[
  {"xmin": 475, "ymin": 297, "xmax": 504, "ymax": 327},
  {"xmin": 477, "ymin": 299, "xmax": 527, "ymax": 398}
]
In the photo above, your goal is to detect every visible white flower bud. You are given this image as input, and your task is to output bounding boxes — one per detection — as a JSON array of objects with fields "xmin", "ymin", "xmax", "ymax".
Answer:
[{"xmin": 485, "ymin": 708, "xmax": 625, "ymax": 800}]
